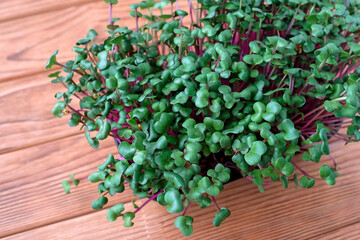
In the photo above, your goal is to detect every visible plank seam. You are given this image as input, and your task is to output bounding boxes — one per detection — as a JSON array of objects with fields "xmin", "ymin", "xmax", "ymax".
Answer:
[
  {"xmin": 0, "ymin": 131, "xmax": 83, "ymax": 155},
  {"xmin": 306, "ymin": 219, "xmax": 360, "ymax": 240},
  {"xmin": 0, "ymin": 197, "xmax": 136, "ymax": 239},
  {"xmin": 0, "ymin": 0, "xmax": 97, "ymax": 24}
]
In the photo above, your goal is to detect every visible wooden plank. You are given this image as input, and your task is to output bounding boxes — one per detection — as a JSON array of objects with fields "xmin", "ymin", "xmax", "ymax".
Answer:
[
  {"xmin": 0, "ymin": 134, "xmax": 135, "ymax": 238},
  {"xmin": 315, "ymin": 222, "xmax": 360, "ymax": 240},
  {"xmin": 0, "ymin": 0, "xmax": 189, "ymax": 82},
  {"xmin": 0, "ymin": 1, "xmax": 108, "ymax": 82},
  {"xmin": 3, "ymin": 141, "xmax": 360, "ymax": 239},
  {"xmin": 0, "ymin": 72, "xmax": 79, "ymax": 153},
  {"xmin": 0, "ymin": 0, "xmax": 95, "ymax": 23}
]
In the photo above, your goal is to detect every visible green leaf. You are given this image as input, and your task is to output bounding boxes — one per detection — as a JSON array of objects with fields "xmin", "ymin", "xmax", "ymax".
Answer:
[
  {"xmin": 348, "ymin": 42, "xmax": 360, "ymax": 55},
  {"xmin": 97, "ymin": 50, "xmax": 109, "ymax": 70},
  {"xmin": 130, "ymin": 2, "xmax": 146, "ymax": 9},
  {"xmin": 68, "ymin": 113, "xmax": 81, "ymax": 127},
  {"xmin": 280, "ymin": 119, "xmax": 301, "ymax": 141},
  {"xmin": 76, "ymin": 38, "xmax": 91, "ymax": 45},
  {"xmin": 182, "ymin": 56, "xmax": 197, "ymax": 72},
  {"xmin": 117, "ymin": 128, "xmax": 132, "ymax": 139},
  {"xmin": 88, "ymin": 171, "xmax": 107, "ymax": 183},
  {"xmin": 215, "ymin": 44, "xmax": 232, "ymax": 70},
  {"xmin": 244, "ymin": 141, "xmax": 267, "ymax": 166},
  {"xmin": 281, "ymin": 162, "xmax": 294, "ymax": 176},
  {"xmin": 174, "ymin": 216, "xmax": 194, "ymax": 236},
  {"xmin": 85, "ymin": 131, "xmax": 99, "ymax": 149},
  {"xmin": 198, "ymin": 176, "xmax": 211, "ymax": 192},
  {"xmin": 91, "ymin": 196, "xmax": 108, "ymax": 209},
  {"xmin": 299, "ymin": 176, "xmax": 316, "ymax": 188},
  {"xmin": 133, "ymin": 150, "xmax": 146, "ymax": 165},
  {"xmin": 122, "ymin": 212, "xmax": 135, "ymax": 227},
  {"xmin": 249, "ymin": 41, "xmax": 261, "ymax": 53},
  {"xmin": 52, "ymin": 101, "xmax": 66, "ymax": 118},
  {"xmin": 232, "ymin": 62, "xmax": 249, "ymax": 81},
  {"xmin": 104, "ymin": 0, "xmax": 118, "ymax": 4},
  {"xmin": 133, "ymin": 107, "xmax": 150, "ymax": 120},
  {"xmin": 251, "ymin": 102, "xmax": 266, "ymax": 123},
  {"xmin": 154, "ymin": 113, "xmax": 175, "ymax": 134},
  {"xmin": 107, "ymin": 203, "xmax": 124, "ymax": 222},
  {"xmin": 164, "ymin": 190, "xmax": 183, "ymax": 213},
  {"xmin": 96, "ymin": 121, "xmax": 111, "ymax": 140},
  {"xmin": 213, "ymin": 207, "xmax": 231, "ymax": 227},
  {"xmin": 175, "ymin": 10, "xmax": 188, "ymax": 17},
  {"xmin": 319, "ymin": 165, "xmax": 332, "ymax": 178},
  {"xmin": 46, "ymin": 50, "xmax": 58, "ymax": 69},
  {"xmin": 154, "ymin": 0, "xmax": 169, "ymax": 9},
  {"xmin": 311, "ymin": 24, "xmax": 324, "ymax": 37},
  {"xmin": 262, "ymin": 102, "xmax": 282, "ymax": 122},
  {"xmin": 206, "ymin": 185, "xmax": 220, "ymax": 196},
  {"xmin": 98, "ymin": 154, "xmax": 115, "ymax": 171},
  {"xmin": 62, "ymin": 180, "xmax": 71, "ymax": 194},
  {"xmin": 132, "ymin": 200, "xmax": 139, "ymax": 209},
  {"xmin": 218, "ymin": 30, "xmax": 233, "ymax": 42},
  {"xmin": 319, "ymin": 165, "xmax": 336, "ymax": 185},
  {"xmin": 243, "ymin": 54, "xmax": 263, "ymax": 66},
  {"xmin": 164, "ymin": 171, "xmax": 185, "ymax": 188},
  {"xmin": 202, "ymin": 25, "xmax": 217, "ymax": 37},
  {"xmin": 106, "ymin": 77, "xmax": 117, "ymax": 90},
  {"xmin": 156, "ymin": 135, "xmax": 168, "ymax": 149},
  {"xmin": 87, "ymin": 29, "xmax": 98, "ymax": 40},
  {"xmin": 118, "ymin": 141, "xmax": 136, "ymax": 160},
  {"xmin": 194, "ymin": 88, "xmax": 209, "ymax": 108}
]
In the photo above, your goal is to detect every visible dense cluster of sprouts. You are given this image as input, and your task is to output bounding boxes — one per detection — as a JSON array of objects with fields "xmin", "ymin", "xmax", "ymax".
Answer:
[{"xmin": 48, "ymin": 0, "xmax": 360, "ymax": 236}]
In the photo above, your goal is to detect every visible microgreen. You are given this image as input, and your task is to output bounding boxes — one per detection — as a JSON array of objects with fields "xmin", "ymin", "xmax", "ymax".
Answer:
[{"xmin": 52, "ymin": 0, "xmax": 360, "ymax": 237}]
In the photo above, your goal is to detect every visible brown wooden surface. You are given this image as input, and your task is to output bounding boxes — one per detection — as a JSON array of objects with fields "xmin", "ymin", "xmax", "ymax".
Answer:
[{"xmin": 0, "ymin": 0, "xmax": 359, "ymax": 239}]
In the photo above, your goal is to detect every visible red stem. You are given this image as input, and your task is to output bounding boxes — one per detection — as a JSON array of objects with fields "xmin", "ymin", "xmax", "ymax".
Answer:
[
  {"xmin": 211, "ymin": 196, "xmax": 220, "ymax": 212},
  {"xmin": 328, "ymin": 154, "xmax": 337, "ymax": 170},
  {"xmin": 182, "ymin": 201, "xmax": 192, "ymax": 216},
  {"xmin": 291, "ymin": 161, "xmax": 317, "ymax": 179},
  {"xmin": 133, "ymin": 190, "xmax": 164, "ymax": 214}
]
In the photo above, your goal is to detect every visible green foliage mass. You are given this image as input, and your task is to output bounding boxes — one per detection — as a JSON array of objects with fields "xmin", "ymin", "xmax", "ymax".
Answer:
[{"xmin": 52, "ymin": 0, "xmax": 360, "ymax": 237}]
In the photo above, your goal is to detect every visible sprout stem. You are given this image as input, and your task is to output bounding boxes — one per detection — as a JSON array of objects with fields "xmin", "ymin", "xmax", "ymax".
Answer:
[
  {"xmin": 291, "ymin": 161, "xmax": 316, "ymax": 179},
  {"xmin": 133, "ymin": 190, "xmax": 164, "ymax": 214},
  {"xmin": 284, "ymin": 4, "xmax": 300, "ymax": 36},
  {"xmin": 329, "ymin": 154, "xmax": 337, "ymax": 170},
  {"xmin": 55, "ymin": 62, "xmax": 84, "ymax": 76},
  {"xmin": 108, "ymin": 3, "xmax": 113, "ymax": 25},
  {"xmin": 182, "ymin": 202, "xmax": 192, "ymax": 216},
  {"xmin": 135, "ymin": 9, "xmax": 139, "ymax": 33},
  {"xmin": 211, "ymin": 196, "xmax": 220, "ymax": 212}
]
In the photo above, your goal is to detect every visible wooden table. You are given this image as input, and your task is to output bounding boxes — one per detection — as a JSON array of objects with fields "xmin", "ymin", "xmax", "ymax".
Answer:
[{"xmin": 0, "ymin": 1, "xmax": 359, "ymax": 239}]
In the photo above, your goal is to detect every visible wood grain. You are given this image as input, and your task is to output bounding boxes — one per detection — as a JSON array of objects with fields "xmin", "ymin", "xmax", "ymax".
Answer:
[
  {"xmin": 0, "ymin": 1, "xmax": 108, "ymax": 82},
  {"xmin": 2, "ymin": 141, "xmax": 360, "ymax": 240},
  {"xmin": 0, "ymin": 0, "xmax": 96, "ymax": 23},
  {"xmin": 0, "ymin": 0, "xmax": 189, "ymax": 82},
  {"xmin": 0, "ymin": 72, "xmax": 79, "ymax": 153},
  {"xmin": 0, "ymin": 134, "xmax": 136, "ymax": 238},
  {"xmin": 316, "ymin": 222, "xmax": 360, "ymax": 240},
  {"xmin": 1, "ymin": 0, "xmax": 359, "ymax": 239}
]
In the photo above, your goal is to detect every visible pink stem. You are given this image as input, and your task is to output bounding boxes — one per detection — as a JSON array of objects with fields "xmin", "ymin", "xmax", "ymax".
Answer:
[
  {"xmin": 182, "ymin": 202, "xmax": 192, "ymax": 216},
  {"xmin": 291, "ymin": 161, "xmax": 316, "ymax": 179},
  {"xmin": 133, "ymin": 190, "xmax": 164, "ymax": 214},
  {"xmin": 328, "ymin": 154, "xmax": 337, "ymax": 170},
  {"xmin": 211, "ymin": 196, "xmax": 220, "ymax": 212}
]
